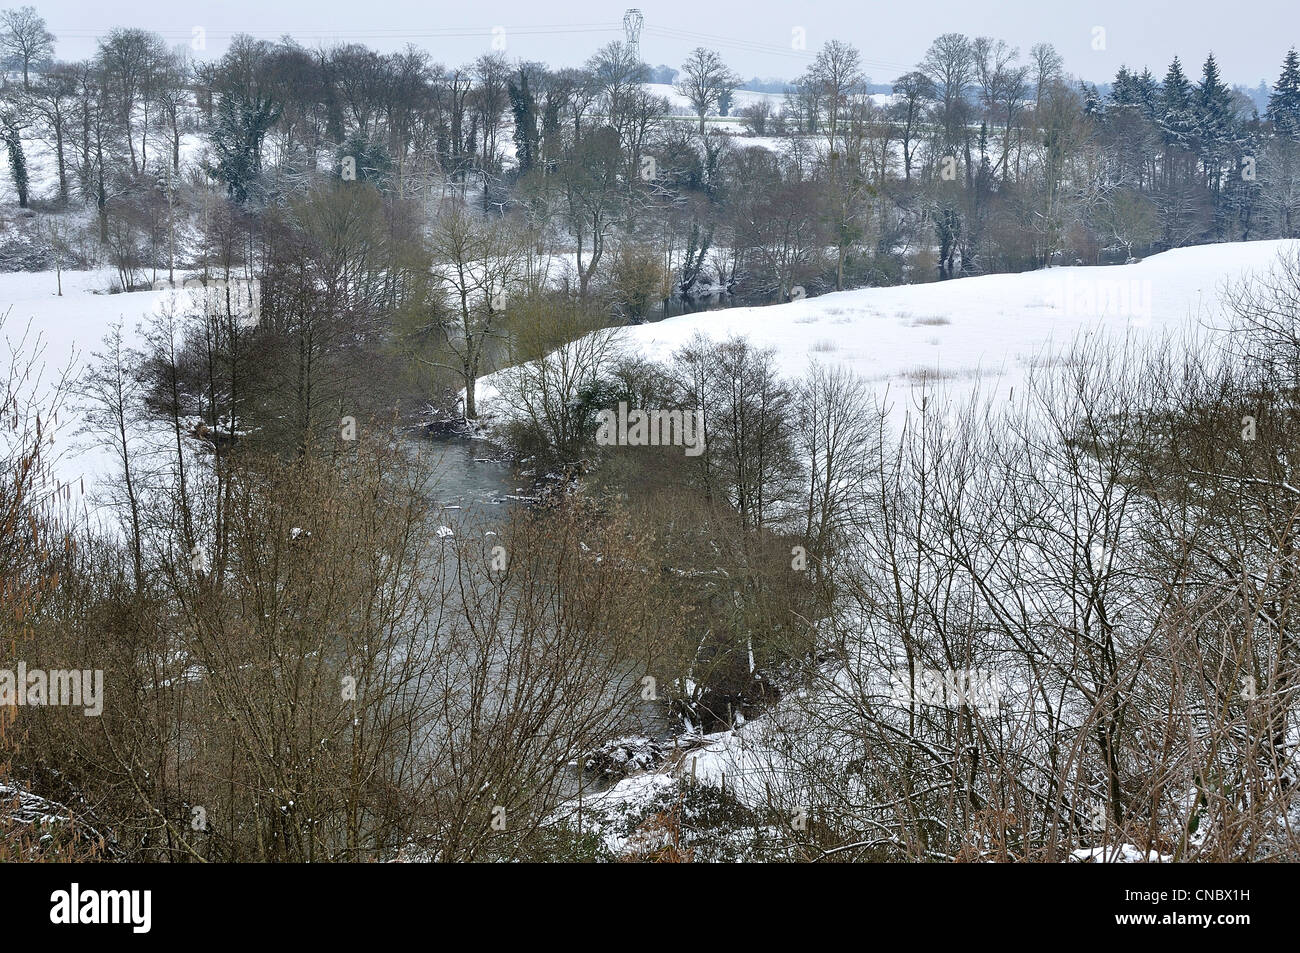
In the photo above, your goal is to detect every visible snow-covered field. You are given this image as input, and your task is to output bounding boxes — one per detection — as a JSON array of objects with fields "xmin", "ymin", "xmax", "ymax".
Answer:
[
  {"xmin": 483, "ymin": 239, "xmax": 1299, "ymax": 434},
  {"xmin": 645, "ymin": 82, "xmax": 895, "ymax": 120},
  {"xmin": 646, "ymin": 82, "xmax": 787, "ymax": 117},
  {"xmin": 1, "ymin": 269, "xmax": 192, "ymax": 524}
]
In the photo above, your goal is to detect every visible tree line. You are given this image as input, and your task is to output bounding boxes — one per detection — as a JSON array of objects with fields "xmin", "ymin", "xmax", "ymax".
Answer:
[{"xmin": 3, "ymin": 10, "xmax": 1300, "ymax": 300}]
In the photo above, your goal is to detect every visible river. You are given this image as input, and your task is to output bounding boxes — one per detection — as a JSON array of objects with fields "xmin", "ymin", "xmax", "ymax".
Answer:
[
  {"xmin": 412, "ymin": 434, "xmax": 677, "ymax": 790},
  {"xmin": 412, "ymin": 435, "xmax": 520, "ymax": 516}
]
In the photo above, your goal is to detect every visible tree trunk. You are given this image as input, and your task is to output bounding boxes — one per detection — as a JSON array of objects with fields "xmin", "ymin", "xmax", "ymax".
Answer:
[
  {"xmin": 55, "ymin": 124, "xmax": 68, "ymax": 204},
  {"xmin": 463, "ymin": 364, "xmax": 477, "ymax": 419}
]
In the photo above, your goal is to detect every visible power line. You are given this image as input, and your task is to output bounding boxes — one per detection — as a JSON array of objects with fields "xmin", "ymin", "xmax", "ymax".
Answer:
[
  {"xmin": 48, "ymin": 18, "xmax": 917, "ymax": 77},
  {"xmin": 645, "ymin": 24, "xmax": 916, "ymax": 75},
  {"xmin": 49, "ymin": 22, "xmax": 625, "ymax": 42},
  {"xmin": 645, "ymin": 25, "xmax": 815, "ymax": 61}
]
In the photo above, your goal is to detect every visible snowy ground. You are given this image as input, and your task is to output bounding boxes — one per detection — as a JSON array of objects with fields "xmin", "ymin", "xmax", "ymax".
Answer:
[
  {"xmin": 481, "ymin": 239, "xmax": 1299, "ymax": 434},
  {"xmin": 646, "ymin": 82, "xmax": 786, "ymax": 118},
  {"xmin": 646, "ymin": 83, "xmax": 895, "ymax": 120},
  {"xmin": 1, "ymin": 269, "xmax": 204, "ymax": 527}
]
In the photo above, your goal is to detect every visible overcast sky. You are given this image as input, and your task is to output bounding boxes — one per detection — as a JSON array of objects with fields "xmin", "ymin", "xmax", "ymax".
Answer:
[{"xmin": 32, "ymin": 0, "xmax": 1300, "ymax": 87}]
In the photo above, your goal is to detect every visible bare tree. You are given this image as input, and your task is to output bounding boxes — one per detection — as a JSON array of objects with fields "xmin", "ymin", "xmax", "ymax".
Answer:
[
  {"xmin": 891, "ymin": 71, "xmax": 936, "ymax": 182},
  {"xmin": 675, "ymin": 48, "xmax": 740, "ymax": 134},
  {"xmin": 31, "ymin": 62, "xmax": 77, "ymax": 203},
  {"xmin": 1030, "ymin": 41, "xmax": 1064, "ymax": 107},
  {"xmin": 95, "ymin": 27, "xmax": 168, "ymax": 175},
  {"xmin": 421, "ymin": 200, "xmax": 524, "ymax": 418},
  {"xmin": 803, "ymin": 40, "xmax": 866, "ymax": 163},
  {"xmin": 0, "ymin": 5, "xmax": 54, "ymax": 89}
]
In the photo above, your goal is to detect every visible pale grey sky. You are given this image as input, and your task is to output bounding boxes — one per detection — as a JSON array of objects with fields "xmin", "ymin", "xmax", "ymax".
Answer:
[{"xmin": 31, "ymin": 0, "xmax": 1300, "ymax": 87}]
